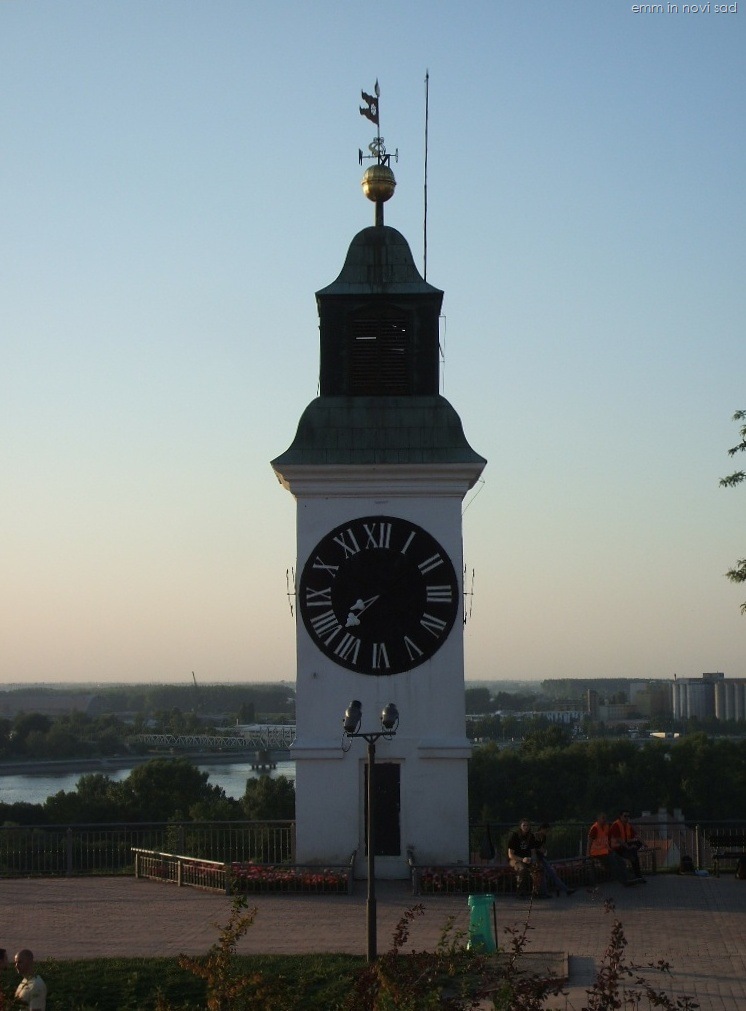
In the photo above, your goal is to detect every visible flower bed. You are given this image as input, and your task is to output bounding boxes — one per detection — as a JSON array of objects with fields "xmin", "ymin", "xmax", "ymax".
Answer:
[
  {"xmin": 414, "ymin": 857, "xmax": 593, "ymax": 896},
  {"xmin": 415, "ymin": 863, "xmax": 516, "ymax": 895},
  {"xmin": 133, "ymin": 847, "xmax": 354, "ymax": 895},
  {"xmin": 230, "ymin": 860, "xmax": 351, "ymax": 895}
]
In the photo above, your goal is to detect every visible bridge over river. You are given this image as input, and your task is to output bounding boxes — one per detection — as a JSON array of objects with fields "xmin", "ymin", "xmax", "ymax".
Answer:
[{"xmin": 131, "ymin": 724, "xmax": 296, "ymax": 751}]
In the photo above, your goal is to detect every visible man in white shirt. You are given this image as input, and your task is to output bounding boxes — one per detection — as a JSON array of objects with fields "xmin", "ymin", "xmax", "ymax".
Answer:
[{"xmin": 14, "ymin": 949, "xmax": 46, "ymax": 1010}]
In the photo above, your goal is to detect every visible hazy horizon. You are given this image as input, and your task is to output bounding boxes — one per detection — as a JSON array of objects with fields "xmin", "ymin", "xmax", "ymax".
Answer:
[{"xmin": 0, "ymin": 675, "xmax": 693, "ymax": 691}]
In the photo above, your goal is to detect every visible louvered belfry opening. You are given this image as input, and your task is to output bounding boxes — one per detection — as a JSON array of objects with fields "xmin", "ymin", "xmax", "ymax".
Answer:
[{"xmin": 348, "ymin": 305, "xmax": 410, "ymax": 395}]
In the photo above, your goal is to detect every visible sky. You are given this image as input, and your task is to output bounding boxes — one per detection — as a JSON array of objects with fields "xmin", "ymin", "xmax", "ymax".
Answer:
[{"xmin": 2, "ymin": 0, "xmax": 744, "ymax": 687}]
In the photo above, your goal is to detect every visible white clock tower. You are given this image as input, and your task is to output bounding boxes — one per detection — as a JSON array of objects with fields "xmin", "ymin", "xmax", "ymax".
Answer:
[{"xmin": 271, "ymin": 95, "xmax": 485, "ymax": 879}]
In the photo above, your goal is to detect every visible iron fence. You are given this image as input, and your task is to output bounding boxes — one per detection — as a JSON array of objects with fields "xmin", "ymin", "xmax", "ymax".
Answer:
[
  {"xmin": 0, "ymin": 821, "xmax": 294, "ymax": 877},
  {"xmin": 0, "ymin": 818, "xmax": 743, "ymax": 879},
  {"xmin": 132, "ymin": 847, "xmax": 355, "ymax": 895},
  {"xmin": 469, "ymin": 819, "xmax": 746, "ymax": 874}
]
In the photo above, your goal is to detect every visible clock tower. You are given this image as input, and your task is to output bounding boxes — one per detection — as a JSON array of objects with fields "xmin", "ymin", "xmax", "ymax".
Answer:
[{"xmin": 271, "ymin": 90, "xmax": 486, "ymax": 878}]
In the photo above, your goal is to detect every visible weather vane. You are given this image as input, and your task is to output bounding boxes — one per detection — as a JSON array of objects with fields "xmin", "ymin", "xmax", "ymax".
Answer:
[
  {"xmin": 358, "ymin": 79, "xmax": 398, "ymax": 168},
  {"xmin": 358, "ymin": 80, "xmax": 398, "ymax": 224}
]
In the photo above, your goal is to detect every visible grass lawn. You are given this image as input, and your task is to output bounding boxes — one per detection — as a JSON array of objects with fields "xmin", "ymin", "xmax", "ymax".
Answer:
[{"xmin": 0, "ymin": 954, "xmax": 363, "ymax": 1011}]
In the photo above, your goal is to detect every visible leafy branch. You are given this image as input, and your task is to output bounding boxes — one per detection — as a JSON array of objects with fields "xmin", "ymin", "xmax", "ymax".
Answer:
[
  {"xmin": 581, "ymin": 899, "xmax": 699, "ymax": 1011},
  {"xmin": 720, "ymin": 409, "xmax": 746, "ymax": 613},
  {"xmin": 174, "ymin": 893, "xmax": 288, "ymax": 1011}
]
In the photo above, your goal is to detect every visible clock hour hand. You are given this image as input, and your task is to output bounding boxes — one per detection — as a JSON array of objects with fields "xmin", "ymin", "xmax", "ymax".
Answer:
[{"xmin": 345, "ymin": 595, "xmax": 380, "ymax": 627}]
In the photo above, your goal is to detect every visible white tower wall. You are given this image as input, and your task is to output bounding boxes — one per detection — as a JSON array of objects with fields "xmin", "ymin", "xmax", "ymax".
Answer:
[{"xmin": 279, "ymin": 466, "xmax": 478, "ymax": 878}]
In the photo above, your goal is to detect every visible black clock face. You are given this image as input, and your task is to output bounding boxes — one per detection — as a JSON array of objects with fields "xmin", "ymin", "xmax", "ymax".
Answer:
[{"xmin": 298, "ymin": 515, "xmax": 459, "ymax": 676}]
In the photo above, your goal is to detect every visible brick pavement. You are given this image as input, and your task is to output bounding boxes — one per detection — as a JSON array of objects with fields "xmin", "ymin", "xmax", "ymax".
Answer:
[{"xmin": 2, "ymin": 873, "xmax": 745, "ymax": 1010}]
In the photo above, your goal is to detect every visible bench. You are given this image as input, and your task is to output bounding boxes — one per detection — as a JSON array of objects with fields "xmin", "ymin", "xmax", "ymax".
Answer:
[
  {"xmin": 408, "ymin": 852, "xmax": 595, "ymax": 896},
  {"xmin": 590, "ymin": 847, "xmax": 657, "ymax": 883},
  {"xmin": 707, "ymin": 831, "xmax": 746, "ymax": 877}
]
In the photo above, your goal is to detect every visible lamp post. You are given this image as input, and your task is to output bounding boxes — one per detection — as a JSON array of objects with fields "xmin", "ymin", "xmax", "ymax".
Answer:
[{"xmin": 342, "ymin": 699, "xmax": 399, "ymax": 962}]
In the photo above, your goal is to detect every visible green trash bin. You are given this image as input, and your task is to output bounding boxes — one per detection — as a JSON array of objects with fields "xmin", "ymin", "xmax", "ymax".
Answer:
[{"xmin": 467, "ymin": 893, "xmax": 496, "ymax": 952}]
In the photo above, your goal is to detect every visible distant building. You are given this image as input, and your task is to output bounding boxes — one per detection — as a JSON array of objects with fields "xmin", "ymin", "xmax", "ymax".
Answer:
[
  {"xmin": 672, "ymin": 673, "xmax": 746, "ymax": 722},
  {"xmin": 491, "ymin": 710, "xmax": 584, "ymax": 724},
  {"xmin": 713, "ymin": 679, "xmax": 746, "ymax": 722},
  {"xmin": 543, "ymin": 710, "xmax": 584, "ymax": 724},
  {"xmin": 596, "ymin": 701, "xmax": 634, "ymax": 722},
  {"xmin": 629, "ymin": 681, "xmax": 672, "ymax": 719},
  {"xmin": 585, "ymin": 681, "xmax": 672, "ymax": 723},
  {"xmin": 586, "ymin": 689, "xmax": 599, "ymax": 719}
]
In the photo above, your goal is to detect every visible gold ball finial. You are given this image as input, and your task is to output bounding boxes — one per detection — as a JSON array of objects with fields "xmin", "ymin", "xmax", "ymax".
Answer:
[{"xmin": 362, "ymin": 163, "xmax": 396, "ymax": 203}]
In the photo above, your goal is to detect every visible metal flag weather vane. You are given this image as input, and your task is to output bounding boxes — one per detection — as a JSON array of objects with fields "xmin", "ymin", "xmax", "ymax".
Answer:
[
  {"xmin": 359, "ymin": 80, "xmax": 380, "ymax": 125},
  {"xmin": 358, "ymin": 79, "xmax": 397, "ymax": 168}
]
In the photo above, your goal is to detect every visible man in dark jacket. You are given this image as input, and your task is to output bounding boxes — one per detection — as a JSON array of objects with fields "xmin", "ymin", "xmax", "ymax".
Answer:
[{"xmin": 507, "ymin": 818, "xmax": 542, "ymax": 895}]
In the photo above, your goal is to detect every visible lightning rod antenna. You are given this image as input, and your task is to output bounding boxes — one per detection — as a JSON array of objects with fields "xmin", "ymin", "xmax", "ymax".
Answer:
[{"xmin": 423, "ymin": 70, "xmax": 429, "ymax": 280}]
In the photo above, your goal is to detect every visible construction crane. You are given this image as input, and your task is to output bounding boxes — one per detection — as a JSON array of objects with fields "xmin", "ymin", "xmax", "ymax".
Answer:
[{"xmin": 191, "ymin": 671, "xmax": 202, "ymax": 714}]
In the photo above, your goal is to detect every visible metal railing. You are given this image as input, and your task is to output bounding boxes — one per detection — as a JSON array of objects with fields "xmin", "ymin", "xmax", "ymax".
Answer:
[
  {"xmin": 133, "ymin": 848, "xmax": 229, "ymax": 891},
  {"xmin": 469, "ymin": 819, "xmax": 746, "ymax": 874},
  {"xmin": 0, "ymin": 818, "xmax": 743, "ymax": 879},
  {"xmin": 132, "ymin": 847, "xmax": 356, "ymax": 895},
  {"xmin": 0, "ymin": 821, "xmax": 294, "ymax": 877}
]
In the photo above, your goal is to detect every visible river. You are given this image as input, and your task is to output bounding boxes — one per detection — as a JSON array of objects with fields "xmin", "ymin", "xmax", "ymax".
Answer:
[{"xmin": 0, "ymin": 759, "xmax": 296, "ymax": 806}]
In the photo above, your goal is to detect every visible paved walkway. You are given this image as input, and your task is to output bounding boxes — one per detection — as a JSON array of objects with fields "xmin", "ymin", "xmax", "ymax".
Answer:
[{"xmin": 2, "ymin": 873, "xmax": 746, "ymax": 1009}]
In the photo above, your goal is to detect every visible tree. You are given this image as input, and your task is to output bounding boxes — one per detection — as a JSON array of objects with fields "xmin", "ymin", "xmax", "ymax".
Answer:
[
  {"xmin": 121, "ymin": 758, "xmax": 222, "ymax": 821},
  {"xmin": 189, "ymin": 793, "xmax": 243, "ymax": 822},
  {"xmin": 43, "ymin": 722, "xmax": 86, "ymax": 759},
  {"xmin": 10, "ymin": 712, "xmax": 52, "ymax": 754},
  {"xmin": 242, "ymin": 775, "xmax": 295, "ymax": 819},
  {"xmin": 519, "ymin": 724, "xmax": 572, "ymax": 755},
  {"xmin": 464, "ymin": 687, "xmax": 493, "ymax": 713},
  {"xmin": 44, "ymin": 773, "xmax": 125, "ymax": 823},
  {"xmin": 720, "ymin": 409, "xmax": 746, "ymax": 613},
  {"xmin": 0, "ymin": 717, "xmax": 12, "ymax": 758},
  {"xmin": 237, "ymin": 701, "xmax": 255, "ymax": 723},
  {"xmin": 493, "ymin": 690, "xmax": 537, "ymax": 711}
]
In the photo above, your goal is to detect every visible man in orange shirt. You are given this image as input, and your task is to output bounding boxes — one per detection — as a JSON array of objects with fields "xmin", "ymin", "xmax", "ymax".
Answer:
[
  {"xmin": 588, "ymin": 812, "xmax": 630, "ymax": 884},
  {"xmin": 609, "ymin": 810, "xmax": 646, "ymax": 883}
]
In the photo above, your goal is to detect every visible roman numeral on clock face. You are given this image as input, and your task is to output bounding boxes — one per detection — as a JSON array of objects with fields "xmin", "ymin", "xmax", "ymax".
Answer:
[
  {"xmin": 309, "ymin": 609, "xmax": 342, "ymax": 645},
  {"xmin": 420, "ymin": 612, "xmax": 447, "ymax": 637},
  {"xmin": 403, "ymin": 636, "xmax": 424, "ymax": 661},
  {"xmin": 363, "ymin": 521, "xmax": 392, "ymax": 549},
  {"xmin": 312, "ymin": 556, "xmax": 338, "ymax": 578},
  {"xmin": 372, "ymin": 642, "xmax": 390, "ymax": 669},
  {"xmin": 305, "ymin": 586, "xmax": 332, "ymax": 607},
  {"xmin": 332, "ymin": 528, "xmax": 361, "ymax": 558},
  {"xmin": 400, "ymin": 530, "xmax": 416, "ymax": 555},
  {"xmin": 334, "ymin": 633, "xmax": 360, "ymax": 664},
  {"xmin": 418, "ymin": 553, "xmax": 444, "ymax": 575}
]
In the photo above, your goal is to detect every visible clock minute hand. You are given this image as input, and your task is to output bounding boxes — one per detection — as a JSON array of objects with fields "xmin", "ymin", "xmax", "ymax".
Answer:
[{"xmin": 345, "ymin": 595, "xmax": 380, "ymax": 627}]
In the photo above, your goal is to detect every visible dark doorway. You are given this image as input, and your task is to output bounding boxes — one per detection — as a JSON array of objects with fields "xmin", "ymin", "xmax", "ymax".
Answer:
[{"xmin": 364, "ymin": 762, "xmax": 401, "ymax": 857}]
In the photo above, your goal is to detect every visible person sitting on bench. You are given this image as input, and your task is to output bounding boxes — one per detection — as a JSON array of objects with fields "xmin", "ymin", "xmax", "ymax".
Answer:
[
  {"xmin": 534, "ymin": 822, "xmax": 576, "ymax": 896},
  {"xmin": 588, "ymin": 812, "xmax": 630, "ymax": 885},
  {"xmin": 507, "ymin": 818, "xmax": 543, "ymax": 897},
  {"xmin": 610, "ymin": 810, "xmax": 646, "ymax": 883}
]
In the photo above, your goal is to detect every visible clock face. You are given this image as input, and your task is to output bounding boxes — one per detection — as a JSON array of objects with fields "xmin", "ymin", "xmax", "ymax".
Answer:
[{"xmin": 298, "ymin": 515, "xmax": 459, "ymax": 676}]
